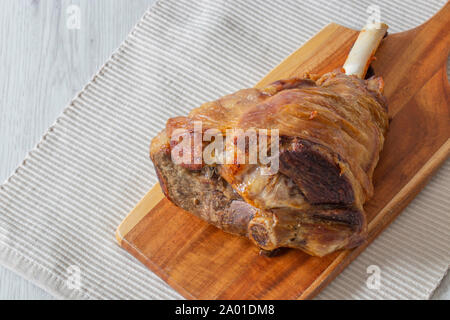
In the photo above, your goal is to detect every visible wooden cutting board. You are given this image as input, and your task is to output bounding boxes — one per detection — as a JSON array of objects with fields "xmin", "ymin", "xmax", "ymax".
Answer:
[{"xmin": 116, "ymin": 4, "xmax": 450, "ymax": 300}]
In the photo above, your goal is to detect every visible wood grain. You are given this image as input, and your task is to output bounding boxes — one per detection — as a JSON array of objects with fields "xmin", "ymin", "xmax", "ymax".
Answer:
[
  {"xmin": 2, "ymin": 0, "xmax": 449, "ymax": 300},
  {"xmin": 117, "ymin": 2, "xmax": 450, "ymax": 300},
  {"xmin": 0, "ymin": 0, "xmax": 156, "ymax": 300}
]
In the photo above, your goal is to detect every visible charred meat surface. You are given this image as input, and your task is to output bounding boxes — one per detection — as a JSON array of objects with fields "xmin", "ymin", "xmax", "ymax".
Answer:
[{"xmin": 150, "ymin": 70, "xmax": 389, "ymax": 257}]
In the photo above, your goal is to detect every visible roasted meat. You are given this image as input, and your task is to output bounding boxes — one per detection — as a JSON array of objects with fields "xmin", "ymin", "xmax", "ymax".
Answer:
[{"xmin": 150, "ymin": 69, "xmax": 389, "ymax": 257}]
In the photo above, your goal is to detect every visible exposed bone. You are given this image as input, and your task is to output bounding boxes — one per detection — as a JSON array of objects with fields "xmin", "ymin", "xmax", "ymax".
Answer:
[{"xmin": 343, "ymin": 23, "xmax": 389, "ymax": 79}]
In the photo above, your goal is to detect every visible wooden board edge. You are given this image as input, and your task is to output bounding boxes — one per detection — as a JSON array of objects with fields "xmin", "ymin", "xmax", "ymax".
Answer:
[
  {"xmin": 116, "ymin": 140, "xmax": 449, "ymax": 299},
  {"xmin": 120, "ymin": 232, "xmax": 198, "ymax": 300},
  {"xmin": 255, "ymin": 22, "xmax": 352, "ymax": 88},
  {"xmin": 115, "ymin": 22, "xmax": 346, "ymax": 246},
  {"xmin": 367, "ymin": 139, "xmax": 450, "ymax": 234},
  {"xmin": 113, "ymin": 18, "xmax": 450, "ymax": 299},
  {"xmin": 115, "ymin": 183, "xmax": 164, "ymax": 245},
  {"xmin": 299, "ymin": 138, "xmax": 450, "ymax": 299}
]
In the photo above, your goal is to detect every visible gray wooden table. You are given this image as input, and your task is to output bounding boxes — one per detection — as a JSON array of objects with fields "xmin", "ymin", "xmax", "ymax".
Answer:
[{"xmin": 0, "ymin": 0, "xmax": 448, "ymax": 300}]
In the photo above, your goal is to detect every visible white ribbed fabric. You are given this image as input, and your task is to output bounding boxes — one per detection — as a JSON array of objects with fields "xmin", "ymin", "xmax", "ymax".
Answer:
[{"xmin": 0, "ymin": 0, "xmax": 448, "ymax": 300}]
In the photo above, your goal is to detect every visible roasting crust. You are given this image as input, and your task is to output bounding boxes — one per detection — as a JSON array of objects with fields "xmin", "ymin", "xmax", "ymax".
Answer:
[{"xmin": 150, "ymin": 70, "xmax": 389, "ymax": 257}]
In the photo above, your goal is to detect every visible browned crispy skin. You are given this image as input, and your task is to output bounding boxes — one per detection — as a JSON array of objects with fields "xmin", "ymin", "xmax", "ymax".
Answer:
[{"xmin": 150, "ymin": 70, "xmax": 389, "ymax": 257}]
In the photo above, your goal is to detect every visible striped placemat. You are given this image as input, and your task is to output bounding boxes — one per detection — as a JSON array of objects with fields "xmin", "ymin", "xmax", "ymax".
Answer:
[{"xmin": 0, "ymin": 0, "xmax": 448, "ymax": 299}]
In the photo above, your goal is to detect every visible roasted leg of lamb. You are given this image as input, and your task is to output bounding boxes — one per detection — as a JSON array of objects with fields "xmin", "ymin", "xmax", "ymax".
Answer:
[{"xmin": 150, "ymin": 24, "xmax": 389, "ymax": 257}]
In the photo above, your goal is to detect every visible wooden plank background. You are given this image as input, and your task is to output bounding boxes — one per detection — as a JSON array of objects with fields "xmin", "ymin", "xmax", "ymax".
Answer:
[
  {"xmin": 0, "ymin": 0, "xmax": 448, "ymax": 299},
  {"xmin": 0, "ymin": 0, "xmax": 156, "ymax": 300}
]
